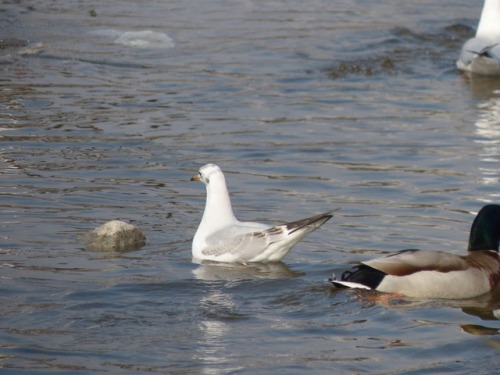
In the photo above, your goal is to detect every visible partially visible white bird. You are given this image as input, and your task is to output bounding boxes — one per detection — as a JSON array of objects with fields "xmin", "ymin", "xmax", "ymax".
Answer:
[
  {"xmin": 191, "ymin": 164, "xmax": 336, "ymax": 263},
  {"xmin": 457, "ymin": 0, "xmax": 500, "ymax": 75}
]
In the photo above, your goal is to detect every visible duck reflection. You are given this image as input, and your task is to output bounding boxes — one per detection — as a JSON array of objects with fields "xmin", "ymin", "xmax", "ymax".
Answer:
[
  {"xmin": 462, "ymin": 307, "xmax": 500, "ymax": 322},
  {"xmin": 460, "ymin": 311, "xmax": 500, "ymax": 337},
  {"xmin": 192, "ymin": 260, "xmax": 304, "ymax": 281},
  {"xmin": 460, "ymin": 286, "xmax": 500, "ymax": 336}
]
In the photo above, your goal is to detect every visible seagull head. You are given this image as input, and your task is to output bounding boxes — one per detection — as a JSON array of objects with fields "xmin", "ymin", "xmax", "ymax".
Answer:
[{"xmin": 191, "ymin": 163, "xmax": 223, "ymax": 185}]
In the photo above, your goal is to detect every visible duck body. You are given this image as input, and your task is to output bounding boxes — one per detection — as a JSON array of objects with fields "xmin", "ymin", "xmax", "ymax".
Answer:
[
  {"xmin": 191, "ymin": 164, "xmax": 335, "ymax": 263},
  {"xmin": 457, "ymin": 0, "xmax": 500, "ymax": 75},
  {"xmin": 331, "ymin": 205, "xmax": 500, "ymax": 299}
]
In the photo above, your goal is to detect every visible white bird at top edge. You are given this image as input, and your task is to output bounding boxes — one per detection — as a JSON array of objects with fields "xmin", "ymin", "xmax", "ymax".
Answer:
[{"xmin": 457, "ymin": 0, "xmax": 500, "ymax": 75}]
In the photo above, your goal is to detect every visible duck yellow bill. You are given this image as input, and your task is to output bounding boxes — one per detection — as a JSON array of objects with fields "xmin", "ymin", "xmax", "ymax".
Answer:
[{"xmin": 191, "ymin": 174, "xmax": 201, "ymax": 182}]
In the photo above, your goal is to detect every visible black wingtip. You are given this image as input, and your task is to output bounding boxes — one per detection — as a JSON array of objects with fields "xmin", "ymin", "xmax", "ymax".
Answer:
[{"xmin": 287, "ymin": 208, "xmax": 339, "ymax": 234}]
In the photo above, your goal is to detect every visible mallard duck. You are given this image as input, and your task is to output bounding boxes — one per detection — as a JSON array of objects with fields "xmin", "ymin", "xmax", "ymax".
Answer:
[
  {"xmin": 191, "ymin": 163, "xmax": 335, "ymax": 263},
  {"xmin": 331, "ymin": 204, "xmax": 500, "ymax": 299},
  {"xmin": 457, "ymin": 0, "xmax": 500, "ymax": 75}
]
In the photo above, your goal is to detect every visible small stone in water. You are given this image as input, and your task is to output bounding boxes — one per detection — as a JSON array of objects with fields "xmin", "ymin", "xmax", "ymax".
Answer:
[{"xmin": 82, "ymin": 220, "xmax": 146, "ymax": 252}]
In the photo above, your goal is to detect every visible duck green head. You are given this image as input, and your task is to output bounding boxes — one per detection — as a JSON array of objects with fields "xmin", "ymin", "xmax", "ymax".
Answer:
[{"xmin": 468, "ymin": 204, "xmax": 500, "ymax": 252}]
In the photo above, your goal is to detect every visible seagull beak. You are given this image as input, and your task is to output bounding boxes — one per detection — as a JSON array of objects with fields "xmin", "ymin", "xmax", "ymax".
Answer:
[{"xmin": 191, "ymin": 174, "xmax": 201, "ymax": 182}]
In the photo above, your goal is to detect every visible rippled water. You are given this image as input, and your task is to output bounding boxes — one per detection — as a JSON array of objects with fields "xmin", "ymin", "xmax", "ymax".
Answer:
[{"xmin": 2, "ymin": 0, "xmax": 500, "ymax": 373}]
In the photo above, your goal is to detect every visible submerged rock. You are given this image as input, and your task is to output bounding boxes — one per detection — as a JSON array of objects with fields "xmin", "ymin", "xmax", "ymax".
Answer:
[
  {"xmin": 88, "ymin": 29, "xmax": 175, "ymax": 49},
  {"xmin": 326, "ymin": 24, "xmax": 472, "ymax": 79},
  {"xmin": 81, "ymin": 220, "xmax": 146, "ymax": 252},
  {"xmin": 0, "ymin": 38, "xmax": 28, "ymax": 50},
  {"xmin": 114, "ymin": 30, "xmax": 175, "ymax": 48}
]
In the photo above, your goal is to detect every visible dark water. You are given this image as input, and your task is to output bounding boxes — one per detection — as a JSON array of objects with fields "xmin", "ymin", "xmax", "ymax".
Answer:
[{"xmin": 2, "ymin": 0, "xmax": 500, "ymax": 373}]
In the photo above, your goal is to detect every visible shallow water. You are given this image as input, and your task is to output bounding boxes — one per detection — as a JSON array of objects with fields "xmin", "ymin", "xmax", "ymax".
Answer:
[{"xmin": 2, "ymin": 0, "xmax": 500, "ymax": 373}]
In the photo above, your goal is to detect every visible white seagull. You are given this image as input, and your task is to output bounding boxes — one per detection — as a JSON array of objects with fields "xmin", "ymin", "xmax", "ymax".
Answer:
[
  {"xmin": 457, "ymin": 0, "xmax": 500, "ymax": 75},
  {"xmin": 191, "ymin": 164, "xmax": 336, "ymax": 263}
]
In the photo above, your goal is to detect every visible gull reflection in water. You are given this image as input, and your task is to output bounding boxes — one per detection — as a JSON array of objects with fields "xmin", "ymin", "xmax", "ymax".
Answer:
[
  {"xmin": 192, "ymin": 259, "xmax": 304, "ymax": 281},
  {"xmin": 195, "ymin": 289, "xmax": 242, "ymax": 375},
  {"xmin": 192, "ymin": 261, "xmax": 303, "ymax": 373}
]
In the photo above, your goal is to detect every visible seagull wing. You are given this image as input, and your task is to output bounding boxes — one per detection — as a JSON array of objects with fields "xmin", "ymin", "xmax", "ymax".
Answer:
[
  {"xmin": 201, "ymin": 226, "xmax": 283, "ymax": 261},
  {"xmin": 202, "ymin": 209, "xmax": 336, "ymax": 262}
]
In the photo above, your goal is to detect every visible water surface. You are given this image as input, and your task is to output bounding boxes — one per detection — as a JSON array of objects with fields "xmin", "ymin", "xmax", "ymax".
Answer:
[{"xmin": 2, "ymin": 0, "xmax": 500, "ymax": 373}]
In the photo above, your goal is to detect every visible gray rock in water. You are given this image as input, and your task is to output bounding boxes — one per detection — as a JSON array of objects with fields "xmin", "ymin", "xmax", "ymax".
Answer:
[{"xmin": 81, "ymin": 220, "xmax": 146, "ymax": 252}]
